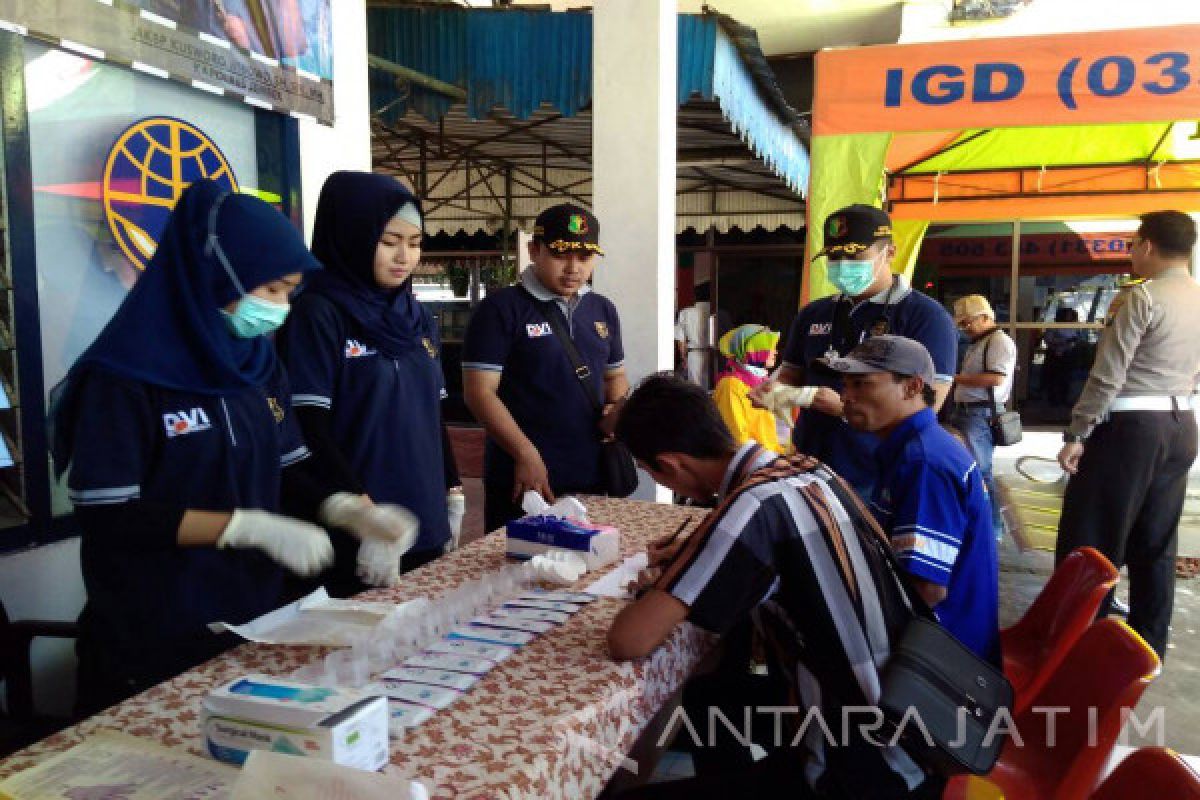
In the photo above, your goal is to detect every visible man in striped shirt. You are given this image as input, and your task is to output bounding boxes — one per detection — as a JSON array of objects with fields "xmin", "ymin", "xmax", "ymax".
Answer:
[
  {"xmin": 608, "ymin": 375, "xmax": 939, "ymax": 799},
  {"xmin": 824, "ymin": 335, "xmax": 1000, "ymax": 666}
]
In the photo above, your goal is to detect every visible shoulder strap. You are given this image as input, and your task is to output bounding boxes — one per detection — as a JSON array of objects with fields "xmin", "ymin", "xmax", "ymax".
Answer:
[
  {"xmin": 982, "ymin": 329, "xmax": 1003, "ymax": 415},
  {"xmin": 522, "ymin": 287, "xmax": 602, "ymax": 414}
]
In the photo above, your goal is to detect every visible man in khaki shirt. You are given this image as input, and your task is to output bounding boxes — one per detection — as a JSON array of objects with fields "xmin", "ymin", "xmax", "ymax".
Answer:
[{"xmin": 1056, "ymin": 211, "xmax": 1200, "ymax": 659}]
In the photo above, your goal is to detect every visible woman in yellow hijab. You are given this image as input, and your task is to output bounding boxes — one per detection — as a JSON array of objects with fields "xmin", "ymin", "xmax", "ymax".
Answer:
[{"xmin": 712, "ymin": 323, "xmax": 788, "ymax": 454}]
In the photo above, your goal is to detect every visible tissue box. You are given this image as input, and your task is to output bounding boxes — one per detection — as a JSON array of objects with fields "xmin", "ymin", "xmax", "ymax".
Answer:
[
  {"xmin": 202, "ymin": 675, "xmax": 389, "ymax": 771},
  {"xmin": 505, "ymin": 514, "xmax": 619, "ymax": 569}
]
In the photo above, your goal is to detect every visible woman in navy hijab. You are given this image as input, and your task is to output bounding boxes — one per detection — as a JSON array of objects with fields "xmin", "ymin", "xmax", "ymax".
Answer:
[
  {"xmin": 280, "ymin": 171, "xmax": 461, "ymax": 594},
  {"xmin": 54, "ymin": 180, "xmax": 415, "ymax": 713}
]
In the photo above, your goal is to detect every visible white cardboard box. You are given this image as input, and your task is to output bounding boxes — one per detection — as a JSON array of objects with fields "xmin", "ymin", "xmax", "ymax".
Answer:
[{"xmin": 202, "ymin": 675, "xmax": 389, "ymax": 771}]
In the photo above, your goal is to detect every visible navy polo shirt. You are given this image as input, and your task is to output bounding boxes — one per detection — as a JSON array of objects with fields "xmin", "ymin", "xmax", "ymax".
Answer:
[
  {"xmin": 284, "ymin": 293, "xmax": 451, "ymax": 553},
  {"xmin": 870, "ymin": 408, "xmax": 1001, "ymax": 665},
  {"xmin": 67, "ymin": 363, "xmax": 309, "ymax": 667},
  {"xmin": 781, "ymin": 276, "xmax": 957, "ymax": 495},
  {"xmin": 462, "ymin": 269, "xmax": 624, "ymax": 494}
]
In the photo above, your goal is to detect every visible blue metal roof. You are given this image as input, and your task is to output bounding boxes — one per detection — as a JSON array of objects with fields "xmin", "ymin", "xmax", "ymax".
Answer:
[{"xmin": 368, "ymin": 6, "xmax": 808, "ymax": 194}]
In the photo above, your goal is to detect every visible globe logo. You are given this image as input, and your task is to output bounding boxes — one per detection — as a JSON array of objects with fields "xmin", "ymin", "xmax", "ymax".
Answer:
[{"xmin": 101, "ymin": 117, "xmax": 239, "ymax": 271}]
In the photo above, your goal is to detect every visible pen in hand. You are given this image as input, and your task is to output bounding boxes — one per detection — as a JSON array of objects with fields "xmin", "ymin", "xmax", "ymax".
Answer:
[{"xmin": 632, "ymin": 517, "xmax": 694, "ymax": 597}]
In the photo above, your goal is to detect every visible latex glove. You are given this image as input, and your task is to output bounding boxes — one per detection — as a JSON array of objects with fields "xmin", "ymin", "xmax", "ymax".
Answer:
[
  {"xmin": 356, "ymin": 538, "xmax": 403, "ymax": 588},
  {"xmin": 759, "ymin": 384, "xmax": 819, "ymax": 421},
  {"xmin": 319, "ymin": 493, "xmax": 418, "ymax": 547},
  {"xmin": 445, "ymin": 490, "xmax": 466, "ymax": 552},
  {"xmin": 217, "ymin": 509, "xmax": 333, "ymax": 577}
]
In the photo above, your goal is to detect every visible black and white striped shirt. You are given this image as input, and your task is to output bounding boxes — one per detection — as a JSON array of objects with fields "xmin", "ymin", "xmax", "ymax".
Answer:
[{"xmin": 657, "ymin": 443, "xmax": 928, "ymax": 796}]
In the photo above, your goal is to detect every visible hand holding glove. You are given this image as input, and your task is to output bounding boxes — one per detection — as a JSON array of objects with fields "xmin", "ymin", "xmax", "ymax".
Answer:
[
  {"xmin": 320, "ymin": 493, "xmax": 419, "ymax": 552},
  {"xmin": 445, "ymin": 489, "xmax": 466, "ymax": 553},
  {"xmin": 217, "ymin": 509, "xmax": 334, "ymax": 577}
]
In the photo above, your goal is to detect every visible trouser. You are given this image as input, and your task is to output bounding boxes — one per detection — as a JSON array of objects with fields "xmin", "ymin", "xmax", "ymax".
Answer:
[
  {"xmin": 621, "ymin": 666, "xmax": 941, "ymax": 800},
  {"xmin": 1056, "ymin": 410, "xmax": 1198, "ymax": 660},
  {"xmin": 951, "ymin": 406, "xmax": 1004, "ymax": 538}
]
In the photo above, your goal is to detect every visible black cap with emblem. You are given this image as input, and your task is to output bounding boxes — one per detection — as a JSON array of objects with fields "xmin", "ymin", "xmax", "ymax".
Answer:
[
  {"xmin": 816, "ymin": 204, "xmax": 893, "ymax": 259},
  {"xmin": 533, "ymin": 203, "xmax": 604, "ymax": 256}
]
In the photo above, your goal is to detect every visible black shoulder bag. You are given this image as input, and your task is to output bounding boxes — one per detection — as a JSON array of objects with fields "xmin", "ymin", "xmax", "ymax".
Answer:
[
  {"xmin": 529, "ymin": 295, "xmax": 639, "ymax": 498},
  {"xmin": 983, "ymin": 332, "xmax": 1023, "ymax": 447}
]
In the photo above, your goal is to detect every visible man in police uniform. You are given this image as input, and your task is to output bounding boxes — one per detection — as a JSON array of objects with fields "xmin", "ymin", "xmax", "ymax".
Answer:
[
  {"xmin": 1057, "ymin": 210, "xmax": 1200, "ymax": 660},
  {"xmin": 753, "ymin": 204, "xmax": 957, "ymax": 497},
  {"xmin": 462, "ymin": 204, "xmax": 629, "ymax": 532}
]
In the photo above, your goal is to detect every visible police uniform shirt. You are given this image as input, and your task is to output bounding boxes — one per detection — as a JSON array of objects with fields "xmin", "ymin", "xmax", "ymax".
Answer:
[
  {"xmin": 285, "ymin": 292, "xmax": 451, "ymax": 552},
  {"xmin": 780, "ymin": 274, "xmax": 958, "ymax": 491},
  {"xmin": 462, "ymin": 268, "xmax": 624, "ymax": 493},
  {"xmin": 871, "ymin": 408, "xmax": 1001, "ymax": 665},
  {"xmin": 1068, "ymin": 267, "xmax": 1200, "ymax": 439},
  {"xmin": 67, "ymin": 363, "xmax": 309, "ymax": 664}
]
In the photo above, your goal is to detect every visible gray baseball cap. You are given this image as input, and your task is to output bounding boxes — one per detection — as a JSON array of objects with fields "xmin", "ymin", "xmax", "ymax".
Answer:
[{"xmin": 819, "ymin": 335, "xmax": 935, "ymax": 385}]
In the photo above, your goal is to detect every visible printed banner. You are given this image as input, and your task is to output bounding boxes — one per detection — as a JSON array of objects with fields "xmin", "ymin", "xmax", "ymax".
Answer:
[
  {"xmin": 920, "ymin": 232, "xmax": 1132, "ymax": 267},
  {"xmin": 0, "ymin": 0, "xmax": 333, "ymax": 123},
  {"xmin": 814, "ymin": 24, "xmax": 1200, "ymax": 136}
]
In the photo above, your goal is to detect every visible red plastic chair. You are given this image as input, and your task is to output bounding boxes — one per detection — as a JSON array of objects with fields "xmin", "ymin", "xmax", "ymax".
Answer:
[
  {"xmin": 945, "ymin": 618, "xmax": 1160, "ymax": 800},
  {"xmin": 1090, "ymin": 747, "xmax": 1200, "ymax": 800},
  {"xmin": 1002, "ymin": 546, "xmax": 1118, "ymax": 712}
]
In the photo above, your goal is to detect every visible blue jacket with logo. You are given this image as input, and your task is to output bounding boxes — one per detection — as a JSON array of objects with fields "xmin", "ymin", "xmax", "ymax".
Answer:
[
  {"xmin": 66, "ymin": 363, "xmax": 309, "ymax": 678},
  {"xmin": 462, "ymin": 277, "xmax": 624, "ymax": 494},
  {"xmin": 282, "ymin": 292, "xmax": 451, "ymax": 554},
  {"xmin": 781, "ymin": 278, "xmax": 957, "ymax": 496}
]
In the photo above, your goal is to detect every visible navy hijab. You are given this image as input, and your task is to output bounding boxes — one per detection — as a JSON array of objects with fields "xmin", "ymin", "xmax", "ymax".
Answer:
[
  {"xmin": 52, "ymin": 179, "xmax": 321, "ymax": 473},
  {"xmin": 303, "ymin": 171, "xmax": 432, "ymax": 358}
]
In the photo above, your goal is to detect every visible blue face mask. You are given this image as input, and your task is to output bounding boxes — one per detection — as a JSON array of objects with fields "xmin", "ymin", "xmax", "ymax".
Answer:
[
  {"xmin": 827, "ymin": 259, "xmax": 876, "ymax": 297},
  {"xmin": 205, "ymin": 193, "xmax": 290, "ymax": 338},
  {"xmin": 220, "ymin": 294, "xmax": 290, "ymax": 338}
]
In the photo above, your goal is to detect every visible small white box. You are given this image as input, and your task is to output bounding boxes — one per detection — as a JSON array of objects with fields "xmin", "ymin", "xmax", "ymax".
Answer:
[{"xmin": 202, "ymin": 675, "xmax": 389, "ymax": 771}]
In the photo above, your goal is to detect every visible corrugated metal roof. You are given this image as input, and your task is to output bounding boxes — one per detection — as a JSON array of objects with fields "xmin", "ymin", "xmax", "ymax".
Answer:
[{"xmin": 368, "ymin": 5, "xmax": 808, "ymax": 233}]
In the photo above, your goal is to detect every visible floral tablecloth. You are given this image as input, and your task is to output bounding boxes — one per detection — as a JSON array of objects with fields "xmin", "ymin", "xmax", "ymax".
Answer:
[{"xmin": 0, "ymin": 497, "xmax": 717, "ymax": 799}]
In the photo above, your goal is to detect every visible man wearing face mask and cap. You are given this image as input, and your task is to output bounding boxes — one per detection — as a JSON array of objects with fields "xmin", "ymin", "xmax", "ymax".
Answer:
[{"xmin": 752, "ymin": 205, "xmax": 957, "ymax": 498}]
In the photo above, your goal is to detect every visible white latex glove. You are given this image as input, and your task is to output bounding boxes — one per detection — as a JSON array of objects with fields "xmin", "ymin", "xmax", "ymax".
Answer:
[
  {"xmin": 217, "ymin": 509, "xmax": 334, "ymax": 577},
  {"xmin": 356, "ymin": 538, "xmax": 404, "ymax": 588},
  {"xmin": 445, "ymin": 491, "xmax": 466, "ymax": 553},
  {"xmin": 319, "ymin": 492, "xmax": 418, "ymax": 547},
  {"xmin": 759, "ymin": 385, "xmax": 819, "ymax": 424}
]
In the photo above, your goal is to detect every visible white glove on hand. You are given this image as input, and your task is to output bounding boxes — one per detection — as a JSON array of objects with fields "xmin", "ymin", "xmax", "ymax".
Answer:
[
  {"xmin": 445, "ymin": 491, "xmax": 466, "ymax": 553},
  {"xmin": 218, "ymin": 509, "xmax": 334, "ymax": 577},
  {"xmin": 319, "ymin": 493, "xmax": 418, "ymax": 548},
  {"xmin": 356, "ymin": 538, "xmax": 404, "ymax": 588},
  {"xmin": 760, "ymin": 385, "xmax": 819, "ymax": 422}
]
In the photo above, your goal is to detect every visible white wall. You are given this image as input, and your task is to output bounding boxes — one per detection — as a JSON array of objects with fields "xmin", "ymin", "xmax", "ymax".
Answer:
[
  {"xmin": 0, "ymin": 539, "xmax": 85, "ymax": 716},
  {"xmin": 297, "ymin": 0, "xmax": 372, "ymax": 242}
]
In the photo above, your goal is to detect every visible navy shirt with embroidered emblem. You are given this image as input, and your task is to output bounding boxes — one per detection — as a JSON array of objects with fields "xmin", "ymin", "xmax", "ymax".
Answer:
[
  {"xmin": 462, "ymin": 269, "xmax": 624, "ymax": 494},
  {"xmin": 283, "ymin": 293, "xmax": 451, "ymax": 553},
  {"xmin": 66, "ymin": 363, "xmax": 309, "ymax": 669},
  {"xmin": 781, "ymin": 276, "xmax": 957, "ymax": 495},
  {"xmin": 870, "ymin": 408, "xmax": 1001, "ymax": 665}
]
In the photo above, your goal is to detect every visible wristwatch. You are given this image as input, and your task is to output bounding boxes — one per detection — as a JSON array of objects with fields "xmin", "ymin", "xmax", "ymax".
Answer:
[{"xmin": 1063, "ymin": 432, "xmax": 1085, "ymax": 443}]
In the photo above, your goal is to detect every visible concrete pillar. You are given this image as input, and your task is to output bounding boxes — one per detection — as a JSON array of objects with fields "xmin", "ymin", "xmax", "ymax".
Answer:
[
  {"xmin": 298, "ymin": 0, "xmax": 372, "ymax": 242},
  {"xmin": 592, "ymin": 0, "xmax": 676, "ymax": 386},
  {"xmin": 592, "ymin": 0, "xmax": 676, "ymax": 501}
]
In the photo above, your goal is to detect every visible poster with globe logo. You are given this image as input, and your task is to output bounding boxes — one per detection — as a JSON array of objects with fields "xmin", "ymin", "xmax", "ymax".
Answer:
[
  {"xmin": 0, "ymin": 0, "xmax": 333, "ymax": 123},
  {"xmin": 102, "ymin": 116, "xmax": 239, "ymax": 271}
]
